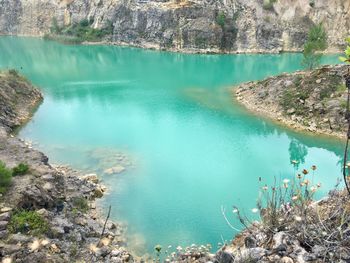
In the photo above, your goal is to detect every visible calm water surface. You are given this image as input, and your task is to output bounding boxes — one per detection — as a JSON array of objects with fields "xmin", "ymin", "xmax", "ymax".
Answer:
[{"xmin": 0, "ymin": 36, "xmax": 344, "ymax": 254}]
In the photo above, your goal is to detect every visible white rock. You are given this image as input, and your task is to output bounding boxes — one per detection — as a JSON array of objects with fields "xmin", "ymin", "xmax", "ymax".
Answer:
[{"xmin": 104, "ymin": 165, "xmax": 125, "ymax": 175}]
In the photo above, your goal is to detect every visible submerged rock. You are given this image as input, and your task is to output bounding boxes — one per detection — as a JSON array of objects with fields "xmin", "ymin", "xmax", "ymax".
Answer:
[{"xmin": 104, "ymin": 165, "xmax": 126, "ymax": 175}]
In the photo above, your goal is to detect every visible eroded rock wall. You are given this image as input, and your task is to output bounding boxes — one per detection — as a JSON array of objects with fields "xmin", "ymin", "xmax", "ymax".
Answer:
[{"xmin": 0, "ymin": 0, "xmax": 349, "ymax": 52}]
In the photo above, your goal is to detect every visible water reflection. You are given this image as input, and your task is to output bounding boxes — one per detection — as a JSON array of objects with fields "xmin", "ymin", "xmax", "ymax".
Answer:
[{"xmin": 0, "ymin": 36, "xmax": 345, "ymax": 252}]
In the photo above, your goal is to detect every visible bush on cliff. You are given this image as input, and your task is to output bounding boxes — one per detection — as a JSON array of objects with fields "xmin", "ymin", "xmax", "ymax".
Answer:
[
  {"xmin": 48, "ymin": 18, "xmax": 114, "ymax": 44},
  {"xmin": 263, "ymin": 0, "xmax": 277, "ymax": 10},
  {"xmin": 72, "ymin": 196, "xmax": 89, "ymax": 213},
  {"xmin": 0, "ymin": 161, "xmax": 12, "ymax": 194},
  {"xmin": 8, "ymin": 210, "xmax": 49, "ymax": 236},
  {"xmin": 12, "ymin": 163, "xmax": 29, "ymax": 176}
]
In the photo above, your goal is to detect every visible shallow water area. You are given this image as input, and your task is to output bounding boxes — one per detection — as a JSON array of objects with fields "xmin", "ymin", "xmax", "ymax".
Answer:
[{"xmin": 0, "ymin": 36, "xmax": 345, "ymax": 254}]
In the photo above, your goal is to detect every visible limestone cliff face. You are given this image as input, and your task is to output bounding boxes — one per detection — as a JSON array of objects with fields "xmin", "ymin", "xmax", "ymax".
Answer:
[{"xmin": 0, "ymin": 0, "xmax": 349, "ymax": 53}]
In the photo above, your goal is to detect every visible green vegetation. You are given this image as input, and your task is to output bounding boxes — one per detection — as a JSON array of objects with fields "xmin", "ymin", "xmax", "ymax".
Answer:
[
  {"xmin": 12, "ymin": 163, "xmax": 29, "ymax": 176},
  {"xmin": 8, "ymin": 69, "xmax": 19, "ymax": 77},
  {"xmin": 263, "ymin": 0, "xmax": 277, "ymax": 10},
  {"xmin": 215, "ymin": 11, "xmax": 238, "ymax": 50},
  {"xmin": 302, "ymin": 23, "xmax": 327, "ymax": 70},
  {"xmin": 72, "ymin": 196, "xmax": 89, "ymax": 213},
  {"xmin": 216, "ymin": 12, "xmax": 226, "ymax": 28},
  {"xmin": 0, "ymin": 161, "xmax": 31, "ymax": 194},
  {"xmin": 0, "ymin": 161, "xmax": 12, "ymax": 194},
  {"xmin": 47, "ymin": 18, "xmax": 114, "ymax": 44},
  {"xmin": 231, "ymin": 163, "xmax": 350, "ymax": 262},
  {"xmin": 339, "ymin": 37, "xmax": 350, "ymax": 63},
  {"xmin": 8, "ymin": 210, "xmax": 49, "ymax": 236},
  {"xmin": 280, "ymin": 73, "xmax": 343, "ymax": 115}
]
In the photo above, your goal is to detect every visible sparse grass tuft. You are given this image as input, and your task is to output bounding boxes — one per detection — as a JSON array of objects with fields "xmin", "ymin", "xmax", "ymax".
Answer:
[
  {"xmin": 12, "ymin": 163, "xmax": 29, "ymax": 176},
  {"xmin": 263, "ymin": 0, "xmax": 277, "ymax": 10},
  {"xmin": 72, "ymin": 196, "xmax": 89, "ymax": 213},
  {"xmin": 8, "ymin": 210, "xmax": 49, "ymax": 236},
  {"xmin": 0, "ymin": 161, "xmax": 12, "ymax": 194}
]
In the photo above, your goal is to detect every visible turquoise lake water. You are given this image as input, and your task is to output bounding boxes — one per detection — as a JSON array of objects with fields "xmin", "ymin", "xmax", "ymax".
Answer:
[{"xmin": 0, "ymin": 36, "xmax": 345, "ymax": 254}]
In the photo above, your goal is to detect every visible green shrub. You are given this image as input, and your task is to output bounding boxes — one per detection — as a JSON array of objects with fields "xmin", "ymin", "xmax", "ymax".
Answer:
[
  {"xmin": 8, "ymin": 69, "xmax": 19, "ymax": 77},
  {"xmin": 216, "ymin": 12, "xmax": 226, "ymax": 28},
  {"xmin": 339, "ymin": 37, "xmax": 350, "ymax": 63},
  {"xmin": 8, "ymin": 210, "xmax": 49, "ymax": 236},
  {"xmin": 49, "ymin": 18, "xmax": 114, "ymax": 44},
  {"xmin": 263, "ymin": 0, "xmax": 277, "ymax": 10},
  {"xmin": 337, "ymin": 84, "xmax": 347, "ymax": 93},
  {"xmin": 79, "ymin": 19, "xmax": 90, "ymax": 27},
  {"xmin": 72, "ymin": 197, "xmax": 89, "ymax": 213},
  {"xmin": 0, "ymin": 161, "xmax": 12, "ymax": 194},
  {"xmin": 12, "ymin": 163, "xmax": 29, "ymax": 176}
]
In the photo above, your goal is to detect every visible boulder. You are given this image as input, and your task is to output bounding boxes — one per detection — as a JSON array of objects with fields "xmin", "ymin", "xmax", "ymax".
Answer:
[
  {"xmin": 0, "ymin": 212, "xmax": 11, "ymax": 221},
  {"xmin": 104, "ymin": 165, "xmax": 125, "ymax": 175},
  {"xmin": 0, "ymin": 221, "xmax": 8, "ymax": 231},
  {"xmin": 82, "ymin": 174, "xmax": 99, "ymax": 184}
]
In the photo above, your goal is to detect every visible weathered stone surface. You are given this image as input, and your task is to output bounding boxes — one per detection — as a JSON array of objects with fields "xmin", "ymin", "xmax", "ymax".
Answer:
[
  {"xmin": 0, "ymin": 0, "xmax": 348, "ymax": 53},
  {"xmin": 0, "ymin": 212, "xmax": 10, "ymax": 221},
  {"xmin": 235, "ymin": 64, "xmax": 348, "ymax": 139},
  {"xmin": 0, "ymin": 221, "xmax": 8, "ymax": 230},
  {"xmin": 104, "ymin": 165, "xmax": 125, "ymax": 175},
  {"xmin": 82, "ymin": 173, "xmax": 99, "ymax": 184}
]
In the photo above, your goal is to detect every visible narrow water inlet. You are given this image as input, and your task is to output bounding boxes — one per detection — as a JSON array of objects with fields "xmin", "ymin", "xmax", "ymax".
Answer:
[{"xmin": 0, "ymin": 36, "xmax": 344, "ymax": 254}]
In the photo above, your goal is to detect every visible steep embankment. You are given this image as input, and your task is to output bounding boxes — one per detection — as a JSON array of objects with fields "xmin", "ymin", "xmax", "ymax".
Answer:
[
  {"xmin": 0, "ymin": 71, "xmax": 133, "ymax": 262},
  {"xmin": 0, "ymin": 71, "xmax": 42, "ymax": 135},
  {"xmin": 0, "ymin": 0, "xmax": 349, "ymax": 53},
  {"xmin": 235, "ymin": 64, "xmax": 348, "ymax": 139}
]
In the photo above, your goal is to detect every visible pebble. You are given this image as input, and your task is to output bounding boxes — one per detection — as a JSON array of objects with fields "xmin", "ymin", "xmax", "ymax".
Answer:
[
  {"xmin": 1, "ymin": 207, "xmax": 12, "ymax": 213},
  {"xmin": 0, "ymin": 212, "xmax": 11, "ymax": 221},
  {"xmin": 0, "ymin": 221, "xmax": 8, "ymax": 231}
]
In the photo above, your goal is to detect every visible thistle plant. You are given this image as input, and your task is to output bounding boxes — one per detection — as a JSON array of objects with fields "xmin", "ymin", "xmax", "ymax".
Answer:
[{"xmin": 226, "ymin": 163, "xmax": 350, "ymax": 262}]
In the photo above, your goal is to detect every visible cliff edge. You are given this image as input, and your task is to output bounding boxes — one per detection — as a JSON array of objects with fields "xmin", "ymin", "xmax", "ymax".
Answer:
[{"xmin": 0, "ymin": 0, "xmax": 349, "ymax": 53}]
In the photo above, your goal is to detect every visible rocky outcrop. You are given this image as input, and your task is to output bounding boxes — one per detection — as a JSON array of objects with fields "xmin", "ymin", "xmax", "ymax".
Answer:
[
  {"xmin": 235, "ymin": 64, "xmax": 349, "ymax": 138},
  {"xmin": 0, "ymin": 0, "xmax": 349, "ymax": 53},
  {"xmin": 0, "ymin": 70, "xmax": 42, "ymax": 135},
  {"xmin": 0, "ymin": 70, "xmax": 133, "ymax": 262}
]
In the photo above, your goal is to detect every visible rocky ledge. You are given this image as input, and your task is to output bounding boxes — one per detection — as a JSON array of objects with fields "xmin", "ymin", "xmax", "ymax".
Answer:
[
  {"xmin": 0, "ymin": 70, "xmax": 133, "ymax": 262},
  {"xmin": 235, "ymin": 64, "xmax": 349, "ymax": 139}
]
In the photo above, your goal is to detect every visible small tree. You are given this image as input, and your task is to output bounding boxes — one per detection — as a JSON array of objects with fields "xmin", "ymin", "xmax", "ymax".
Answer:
[
  {"xmin": 302, "ymin": 23, "xmax": 327, "ymax": 70},
  {"xmin": 339, "ymin": 37, "xmax": 350, "ymax": 63},
  {"xmin": 216, "ymin": 12, "xmax": 226, "ymax": 28}
]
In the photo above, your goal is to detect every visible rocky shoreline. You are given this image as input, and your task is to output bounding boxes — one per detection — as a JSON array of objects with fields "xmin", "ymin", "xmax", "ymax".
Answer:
[
  {"xmin": 0, "ymin": 65, "xmax": 349, "ymax": 263},
  {"xmin": 234, "ymin": 64, "xmax": 349, "ymax": 140},
  {"xmin": 0, "ymin": 70, "xmax": 134, "ymax": 262}
]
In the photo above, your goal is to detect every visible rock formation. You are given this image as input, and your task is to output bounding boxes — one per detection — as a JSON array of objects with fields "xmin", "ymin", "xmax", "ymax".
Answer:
[
  {"xmin": 0, "ymin": 0, "xmax": 349, "ymax": 53},
  {"xmin": 235, "ymin": 64, "xmax": 349, "ymax": 138}
]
